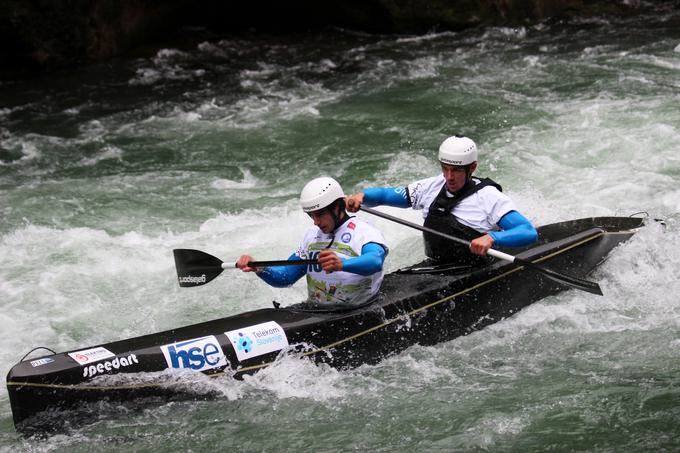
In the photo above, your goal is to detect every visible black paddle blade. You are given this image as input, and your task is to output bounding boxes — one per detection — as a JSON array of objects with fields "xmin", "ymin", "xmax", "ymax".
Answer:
[
  {"xmin": 516, "ymin": 257, "xmax": 603, "ymax": 296},
  {"xmin": 173, "ymin": 249, "xmax": 225, "ymax": 287}
]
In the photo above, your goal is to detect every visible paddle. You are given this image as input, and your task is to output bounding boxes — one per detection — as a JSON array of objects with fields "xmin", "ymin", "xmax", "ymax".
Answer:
[
  {"xmin": 173, "ymin": 249, "xmax": 317, "ymax": 287},
  {"xmin": 359, "ymin": 206, "xmax": 603, "ymax": 296}
]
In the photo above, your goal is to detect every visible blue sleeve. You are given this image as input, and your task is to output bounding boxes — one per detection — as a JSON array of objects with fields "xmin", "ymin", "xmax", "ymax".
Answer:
[
  {"xmin": 256, "ymin": 253, "xmax": 307, "ymax": 288},
  {"xmin": 363, "ymin": 188, "xmax": 410, "ymax": 208},
  {"xmin": 489, "ymin": 211, "xmax": 539, "ymax": 247},
  {"xmin": 341, "ymin": 242, "xmax": 387, "ymax": 276}
]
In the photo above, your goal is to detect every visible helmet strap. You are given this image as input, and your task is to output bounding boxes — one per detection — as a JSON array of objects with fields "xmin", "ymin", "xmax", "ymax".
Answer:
[
  {"xmin": 330, "ymin": 199, "xmax": 348, "ymax": 232},
  {"xmin": 465, "ymin": 165, "xmax": 473, "ymax": 182}
]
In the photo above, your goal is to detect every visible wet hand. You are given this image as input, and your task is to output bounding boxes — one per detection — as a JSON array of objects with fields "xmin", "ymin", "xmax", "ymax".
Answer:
[
  {"xmin": 345, "ymin": 193, "xmax": 364, "ymax": 213},
  {"xmin": 470, "ymin": 235, "xmax": 494, "ymax": 256},
  {"xmin": 318, "ymin": 249, "xmax": 343, "ymax": 273},
  {"xmin": 236, "ymin": 254, "xmax": 260, "ymax": 272}
]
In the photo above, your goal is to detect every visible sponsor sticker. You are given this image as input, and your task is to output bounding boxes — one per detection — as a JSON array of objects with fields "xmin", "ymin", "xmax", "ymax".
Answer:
[
  {"xmin": 178, "ymin": 274, "xmax": 206, "ymax": 285},
  {"xmin": 68, "ymin": 346, "xmax": 116, "ymax": 365},
  {"xmin": 160, "ymin": 335, "xmax": 227, "ymax": 372},
  {"xmin": 30, "ymin": 357, "xmax": 54, "ymax": 367},
  {"xmin": 83, "ymin": 354, "xmax": 139, "ymax": 378},
  {"xmin": 341, "ymin": 232, "xmax": 352, "ymax": 243},
  {"xmin": 225, "ymin": 321, "xmax": 289, "ymax": 363}
]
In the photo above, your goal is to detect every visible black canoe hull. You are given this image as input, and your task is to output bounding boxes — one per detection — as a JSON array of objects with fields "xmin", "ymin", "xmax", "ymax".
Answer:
[{"xmin": 6, "ymin": 216, "xmax": 644, "ymax": 433}]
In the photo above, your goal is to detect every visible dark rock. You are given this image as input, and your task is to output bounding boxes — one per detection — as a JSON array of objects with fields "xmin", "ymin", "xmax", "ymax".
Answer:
[{"xmin": 0, "ymin": 0, "xmax": 673, "ymax": 79}]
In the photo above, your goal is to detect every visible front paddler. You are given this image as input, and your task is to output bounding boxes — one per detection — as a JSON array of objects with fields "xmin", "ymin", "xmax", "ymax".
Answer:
[
  {"xmin": 346, "ymin": 135, "xmax": 538, "ymax": 265},
  {"xmin": 237, "ymin": 176, "xmax": 388, "ymax": 305}
]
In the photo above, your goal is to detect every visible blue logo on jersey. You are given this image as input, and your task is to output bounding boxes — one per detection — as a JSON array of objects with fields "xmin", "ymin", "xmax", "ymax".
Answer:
[
  {"xmin": 236, "ymin": 333, "xmax": 253, "ymax": 354},
  {"xmin": 341, "ymin": 232, "xmax": 352, "ymax": 243}
]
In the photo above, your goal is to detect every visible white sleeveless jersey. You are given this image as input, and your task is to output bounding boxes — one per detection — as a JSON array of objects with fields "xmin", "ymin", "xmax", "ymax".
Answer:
[
  {"xmin": 407, "ymin": 175, "xmax": 517, "ymax": 233},
  {"xmin": 295, "ymin": 217, "xmax": 387, "ymax": 305}
]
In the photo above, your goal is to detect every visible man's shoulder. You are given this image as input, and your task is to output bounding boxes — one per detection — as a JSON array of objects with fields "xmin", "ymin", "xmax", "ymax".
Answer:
[
  {"xmin": 473, "ymin": 182, "xmax": 517, "ymax": 216},
  {"xmin": 346, "ymin": 217, "xmax": 386, "ymax": 241},
  {"xmin": 410, "ymin": 174, "xmax": 444, "ymax": 187},
  {"xmin": 473, "ymin": 178, "xmax": 505, "ymax": 196},
  {"xmin": 346, "ymin": 217, "xmax": 377, "ymax": 232},
  {"xmin": 407, "ymin": 174, "xmax": 445, "ymax": 201}
]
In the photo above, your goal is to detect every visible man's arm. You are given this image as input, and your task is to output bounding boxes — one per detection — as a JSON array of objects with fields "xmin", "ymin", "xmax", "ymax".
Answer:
[
  {"xmin": 316, "ymin": 243, "xmax": 387, "ymax": 275},
  {"xmin": 489, "ymin": 211, "xmax": 538, "ymax": 247},
  {"xmin": 346, "ymin": 188, "xmax": 410, "ymax": 212},
  {"xmin": 254, "ymin": 253, "xmax": 308, "ymax": 288},
  {"xmin": 342, "ymin": 243, "xmax": 387, "ymax": 275}
]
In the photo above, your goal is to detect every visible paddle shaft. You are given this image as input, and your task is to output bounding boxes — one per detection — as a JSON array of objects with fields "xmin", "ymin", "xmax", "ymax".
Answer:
[
  {"xmin": 359, "ymin": 206, "xmax": 603, "ymax": 295},
  {"xmin": 359, "ymin": 206, "xmax": 515, "ymax": 262},
  {"xmin": 227, "ymin": 259, "xmax": 318, "ymax": 269}
]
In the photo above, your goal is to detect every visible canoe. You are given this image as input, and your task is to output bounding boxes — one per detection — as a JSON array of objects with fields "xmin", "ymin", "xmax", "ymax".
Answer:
[{"xmin": 6, "ymin": 216, "xmax": 644, "ymax": 433}]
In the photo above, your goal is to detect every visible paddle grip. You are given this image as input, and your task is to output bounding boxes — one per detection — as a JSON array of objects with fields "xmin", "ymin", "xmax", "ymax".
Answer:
[{"xmin": 486, "ymin": 249, "xmax": 516, "ymax": 263}]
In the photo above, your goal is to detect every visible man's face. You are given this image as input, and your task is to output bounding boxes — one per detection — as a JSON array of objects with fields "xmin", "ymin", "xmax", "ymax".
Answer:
[
  {"xmin": 441, "ymin": 162, "xmax": 476, "ymax": 192},
  {"xmin": 308, "ymin": 205, "xmax": 338, "ymax": 234}
]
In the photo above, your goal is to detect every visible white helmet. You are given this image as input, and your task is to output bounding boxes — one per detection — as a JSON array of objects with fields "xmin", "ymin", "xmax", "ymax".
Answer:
[
  {"xmin": 438, "ymin": 136, "xmax": 478, "ymax": 166},
  {"xmin": 299, "ymin": 176, "xmax": 345, "ymax": 213}
]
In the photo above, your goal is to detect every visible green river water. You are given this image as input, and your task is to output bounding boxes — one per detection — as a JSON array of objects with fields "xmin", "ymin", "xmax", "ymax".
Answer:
[{"xmin": 1, "ymin": 11, "xmax": 680, "ymax": 452}]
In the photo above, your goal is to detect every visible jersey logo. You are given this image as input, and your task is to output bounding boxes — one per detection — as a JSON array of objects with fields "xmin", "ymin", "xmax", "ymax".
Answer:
[
  {"xmin": 348, "ymin": 222, "xmax": 356, "ymax": 230},
  {"xmin": 341, "ymin": 232, "xmax": 352, "ymax": 243}
]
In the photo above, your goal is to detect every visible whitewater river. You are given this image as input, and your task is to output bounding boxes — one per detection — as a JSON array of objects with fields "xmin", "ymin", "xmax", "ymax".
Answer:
[{"xmin": 1, "ymin": 10, "xmax": 679, "ymax": 452}]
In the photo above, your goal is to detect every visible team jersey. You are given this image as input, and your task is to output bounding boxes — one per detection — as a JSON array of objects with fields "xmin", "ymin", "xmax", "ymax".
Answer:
[
  {"xmin": 407, "ymin": 175, "xmax": 517, "ymax": 233},
  {"xmin": 295, "ymin": 217, "xmax": 387, "ymax": 305}
]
